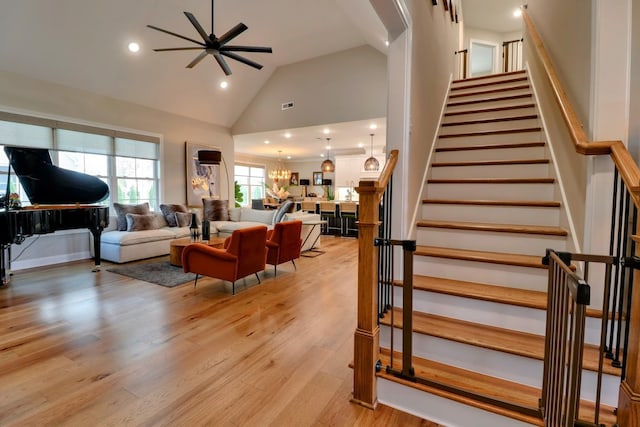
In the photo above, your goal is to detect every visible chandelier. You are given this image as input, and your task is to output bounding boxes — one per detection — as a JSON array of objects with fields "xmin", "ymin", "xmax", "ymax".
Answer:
[
  {"xmin": 320, "ymin": 138, "xmax": 335, "ymax": 172},
  {"xmin": 268, "ymin": 150, "xmax": 291, "ymax": 181},
  {"xmin": 364, "ymin": 133, "xmax": 380, "ymax": 172}
]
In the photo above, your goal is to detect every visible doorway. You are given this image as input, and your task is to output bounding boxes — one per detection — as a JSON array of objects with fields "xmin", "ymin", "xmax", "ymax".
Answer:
[{"xmin": 470, "ymin": 39, "xmax": 499, "ymax": 77}]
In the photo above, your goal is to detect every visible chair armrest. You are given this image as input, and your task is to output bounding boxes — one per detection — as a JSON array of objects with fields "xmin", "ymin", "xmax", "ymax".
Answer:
[
  {"xmin": 183, "ymin": 243, "xmax": 237, "ymax": 262},
  {"xmin": 266, "ymin": 240, "xmax": 279, "ymax": 250}
]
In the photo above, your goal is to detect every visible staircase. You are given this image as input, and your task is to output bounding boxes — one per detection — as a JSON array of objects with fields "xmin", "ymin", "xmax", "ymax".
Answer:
[{"xmin": 375, "ymin": 71, "xmax": 620, "ymax": 426}]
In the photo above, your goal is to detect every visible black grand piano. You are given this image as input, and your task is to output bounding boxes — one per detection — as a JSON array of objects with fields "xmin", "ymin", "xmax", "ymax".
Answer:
[{"xmin": 0, "ymin": 146, "xmax": 110, "ymax": 284}]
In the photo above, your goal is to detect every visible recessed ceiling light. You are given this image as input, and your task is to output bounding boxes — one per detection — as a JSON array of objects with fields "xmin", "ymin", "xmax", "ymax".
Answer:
[
  {"xmin": 358, "ymin": 142, "xmax": 364, "ymax": 148},
  {"xmin": 128, "ymin": 42, "xmax": 140, "ymax": 53},
  {"xmin": 320, "ymin": 153, "xmax": 325, "ymax": 158},
  {"xmin": 385, "ymin": 40, "xmax": 389, "ymax": 47},
  {"xmin": 513, "ymin": 9, "xmax": 522, "ymax": 17},
  {"xmin": 287, "ymin": 156, "xmax": 291, "ymax": 159},
  {"xmin": 323, "ymin": 128, "xmax": 330, "ymax": 134},
  {"xmin": 284, "ymin": 132, "xmax": 292, "ymax": 138},
  {"xmin": 369, "ymin": 124, "xmax": 377, "ymax": 130},
  {"xmin": 264, "ymin": 140, "xmax": 270, "ymax": 144},
  {"xmin": 219, "ymin": 80, "xmax": 229, "ymax": 89}
]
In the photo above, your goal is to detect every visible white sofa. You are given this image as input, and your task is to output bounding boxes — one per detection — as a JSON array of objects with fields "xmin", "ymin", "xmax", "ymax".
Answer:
[{"xmin": 94, "ymin": 208, "xmax": 321, "ymax": 263}]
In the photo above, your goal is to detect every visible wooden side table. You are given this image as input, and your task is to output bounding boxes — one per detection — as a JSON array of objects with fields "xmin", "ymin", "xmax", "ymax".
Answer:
[{"xmin": 169, "ymin": 236, "xmax": 226, "ymax": 267}]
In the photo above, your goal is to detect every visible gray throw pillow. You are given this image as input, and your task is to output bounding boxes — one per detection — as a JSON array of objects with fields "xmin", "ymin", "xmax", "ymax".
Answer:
[
  {"xmin": 114, "ymin": 202, "xmax": 150, "ymax": 231},
  {"xmin": 160, "ymin": 203, "xmax": 188, "ymax": 227},
  {"xmin": 125, "ymin": 213, "xmax": 158, "ymax": 232},
  {"xmin": 176, "ymin": 211, "xmax": 198, "ymax": 228}
]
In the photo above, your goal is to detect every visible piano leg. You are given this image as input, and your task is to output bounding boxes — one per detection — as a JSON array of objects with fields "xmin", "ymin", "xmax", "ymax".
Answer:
[
  {"xmin": 0, "ymin": 244, "xmax": 9, "ymax": 286},
  {"xmin": 89, "ymin": 226, "xmax": 104, "ymax": 272}
]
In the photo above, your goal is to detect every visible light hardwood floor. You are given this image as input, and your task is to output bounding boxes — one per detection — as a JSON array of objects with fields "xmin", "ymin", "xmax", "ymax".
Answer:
[{"xmin": 0, "ymin": 236, "xmax": 439, "ymax": 426}]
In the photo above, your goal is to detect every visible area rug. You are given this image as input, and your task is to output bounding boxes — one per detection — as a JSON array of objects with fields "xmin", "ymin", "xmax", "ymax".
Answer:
[{"xmin": 106, "ymin": 261, "xmax": 196, "ymax": 288}]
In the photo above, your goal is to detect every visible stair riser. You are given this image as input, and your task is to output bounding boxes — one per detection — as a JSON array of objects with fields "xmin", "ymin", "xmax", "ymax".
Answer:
[
  {"xmin": 414, "ymin": 255, "xmax": 548, "ymax": 291},
  {"xmin": 379, "ymin": 330, "xmax": 620, "ymax": 406},
  {"xmin": 445, "ymin": 96, "xmax": 534, "ymax": 113},
  {"xmin": 426, "ymin": 183, "xmax": 554, "ymax": 201},
  {"xmin": 450, "ymin": 81, "xmax": 529, "ymax": 96},
  {"xmin": 378, "ymin": 378, "xmax": 534, "ymax": 427},
  {"xmin": 443, "ymin": 105, "xmax": 537, "ymax": 123},
  {"xmin": 434, "ymin": 145, "xmax": 545, "ymax": 162},
  {"xmin": 452, "ymin": 72, "xmax": 527, "ymax": 88},
  {"xmin": 438, "ymin": 130, "xmax": 545, "ymax": 145},
  {"xmin": 422, "ymin": 204, "xmax": 560, "ymax": 226},
  {"xmin": 430, "ymin": 163, "xmax": 550, "ymax": 180},
  {"xmin": 440, "ymin": 118, "xmax": 539, "ymax": 136},
  {"xmin": 392, "ymin": 287, "xmax": 604, "ymax": 346},
  {"xmin": 416, "ymin": 228, "xmax": 566, "ymax": 256}
]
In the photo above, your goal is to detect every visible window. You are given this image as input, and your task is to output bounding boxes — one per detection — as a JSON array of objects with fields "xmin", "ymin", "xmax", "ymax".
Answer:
[
  {"xmin": 234, "ymin": 164, "xmax": 265, "ymax": 207},
  {"xmin": 0, "ymin": 114, "xmax": 160, "ymax": 209}
]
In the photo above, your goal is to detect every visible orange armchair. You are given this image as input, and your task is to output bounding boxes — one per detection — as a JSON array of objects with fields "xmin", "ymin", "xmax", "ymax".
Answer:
[
  {"xmin": 266, "ymin": 220, "xmax": 302, "ymax": 276},
  {"xmin": 182, "ymin": 225, "xmax": 268, "ymax": 295}
]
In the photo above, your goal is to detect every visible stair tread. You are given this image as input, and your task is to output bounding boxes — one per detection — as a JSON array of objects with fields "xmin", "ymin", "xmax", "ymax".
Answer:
[
  {"xmin": 444, "ymin": 103, "xmax": 536, "ymax": 117},
  {"xmin": 448, "ymin": 84, "xmax": 530, "ymax": 99},
  {"xmin": 450, "ymin": 76, "xmax": 528, "ymax": 91},
  {"xmin": 416, "ymin": 219, "xmax": 567, "ymax": 236},
  {"xmin": 423, "ymin": 199, "xmax": 560, "ymax": 207},
  {"xmin": 439, "ymin": 127, "xmax": 542, "ymax": 138},
  {"xmin": 428, "ymin": 177, "xmax": 555, "ymax": 184},
  {"xmin": 432, "ymin": 158, "xmax": 549, "ymax": 167},
  {"xmin": 435, "ymin": 141, "xmax": 545, "ymax": 152},
  {"xmin": 378, "ymin": 349, "xmax": 617, "ymax": 426},
  {"xmin": 402, "ymin": 275, "xmax": 602, "ymax": 318},
  {"xmin": 380, "ymin": 308, "xmax": 620, "ymax": 376},
  {"xmin": 452, "ymin": 70, "xmax": 526, "ymax": 84},
  {"xmin": 447, "ymin": 93, "xmax": 533, "ymax": 107},
  {"xmin": 442, "ymin": 114, "xmax": 538, "ymax": 126},
  {"xmin": 415, "ymin": 245, "xmax": 546, "ymax": 269}
]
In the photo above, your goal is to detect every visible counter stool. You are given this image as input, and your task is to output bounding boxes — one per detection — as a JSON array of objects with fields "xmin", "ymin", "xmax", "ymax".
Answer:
[
  {"xmin": 320, "ymin": 202, "xmax": 341, "ymax": 235},
  {"xmin": 301, "ymin": 201, "xmax": 317, "ymax": 214},
  {"xmin": 339, "ymin": 202, "xmax": 358, "ymax": 237}
]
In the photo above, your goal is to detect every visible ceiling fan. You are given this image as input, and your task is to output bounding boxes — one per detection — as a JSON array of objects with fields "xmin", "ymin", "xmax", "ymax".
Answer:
[{"xmin": 147, "ymin": 0, "xmax": 272, "ymax": 76}]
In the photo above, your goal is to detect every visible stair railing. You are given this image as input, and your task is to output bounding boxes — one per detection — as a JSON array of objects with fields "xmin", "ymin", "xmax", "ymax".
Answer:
[
  {"xmin": 454, "ymin": 49, "xmax": 468, "ymax": 80},
  {"xmin": 352, "ymin": 149, "xmax": 398, "ymax": 409},
  {"xmin": 502, "ymin": 38, "xmax": 523, "ymax": 73},
  {"xmin": 523, "ymin": 9, "xmax": 640, "ymax": 424}
]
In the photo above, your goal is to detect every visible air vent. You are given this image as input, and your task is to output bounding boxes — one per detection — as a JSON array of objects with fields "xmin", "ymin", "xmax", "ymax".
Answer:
[{"xmin": 281, "ymin": 101, "xmax": 294, "ymax": 110}]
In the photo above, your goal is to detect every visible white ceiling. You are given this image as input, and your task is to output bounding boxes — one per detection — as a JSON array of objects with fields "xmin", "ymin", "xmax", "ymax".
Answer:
[
  {"xmin": 461, "ymin": 0, "xmax": 523, "ymax": 33},
  {"xmin": 0, "ymin": 0, "xmax": 521, "ymax": 161}
]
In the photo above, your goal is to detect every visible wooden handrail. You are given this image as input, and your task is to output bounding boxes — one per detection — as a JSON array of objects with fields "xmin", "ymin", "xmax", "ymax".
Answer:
[
  {"xmin": 522, "ymin": 10, "xmax": 640, "ymax": 198},
  {"xmin": 356, "ymin": 149, "xmax": 399, "ymax": 197}
]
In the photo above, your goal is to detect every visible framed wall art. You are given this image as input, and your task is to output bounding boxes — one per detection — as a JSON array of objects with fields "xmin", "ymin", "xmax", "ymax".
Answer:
[
  {"xmin": 313, "ymin": 171, "xmax": 323, "ymax": 186},
  {"xmin": 185, "ymin": 141, "xmax": 221, "ymax": 207},
  {"xmin": 289, "ymin": 172, "xmax": 299, "ymax": 186}
]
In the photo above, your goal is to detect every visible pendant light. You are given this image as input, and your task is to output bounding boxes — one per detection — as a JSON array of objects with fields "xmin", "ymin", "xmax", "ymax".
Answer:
[
  {"xmin": 268, "ymin": 150, "xmax": 291, "ymax": 182},
  {"xmin": 321, "ymin": 138, "xmax": 335, "ymax": 172},
  {"xmin": 364, "ymin": 133, "xmax": 380, "ymax": 171}
]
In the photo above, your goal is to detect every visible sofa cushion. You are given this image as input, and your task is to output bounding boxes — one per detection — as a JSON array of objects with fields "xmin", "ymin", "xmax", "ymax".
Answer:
[
  {"xmin": 203, "ymin": 199, "xmax": 229, "ymax": 221},
  {"xmin": 114, "ymin": 202, "xmax": 150, "ymax": 231},
  {"xmin": 229, "ymin": 207, "xmax": 241, "ymax": 222},
  {"xmin": 240, "ymin": 207, "xmax": 275, "ymax": 224},
  {"xmin": 160, "ymin": 203, "xmax": 188, "ymax": 227},
  {"xmin": 126, "ymin": 213, "xmax": 159, "ymax": 232},
  {"xmin": 216, "ymin": 221, "xmax": 271, "ymax": 234},
  {"xmin": 102, "ymin": 228, "xmax": 176, "ymax": 246}
]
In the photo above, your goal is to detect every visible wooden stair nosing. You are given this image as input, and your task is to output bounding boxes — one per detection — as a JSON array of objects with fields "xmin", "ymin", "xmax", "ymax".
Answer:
[
  {"xmin": 431, "ymin": 158, "xmax": 549, "ymax": 168},
  {"xmin": 441, "ymin": 114, "xmax": 538, "ymax": 127},
  {"xmin": 452, "ymin": 70, "xmax": 526, "ymax": 84},
  {"xmin": 444, "ymin": 103, "xmax": 536, "ymax": 117},
  {"xmin": 422, "ymin": 198, "xmax": 560, "ymax": 208},
  {"xmin": 448, "ymin": 84, "xmax": 530, "ymax": 99},
  {"xmin": 416, "ymin": 219, "xmax": 567, "ymax": 236},
  {"xmin": 394, "ymin": 275, "xmax": 602, "ymax": 319},
  {"xmin": 427, "ymin": 178, "xmax": 555, "ymax": 184},
  {"xmin": 415, "ymin": 245, "xmax": 546, "ymax": 269},
  {"xmin": 380, "ymin": 308, "xmax": 621, "ymax": 376},
  {"xmin": 450, "ymin": 76, "xmax": 528, "ymax": 92},
  {"xmin": 439, "ymin": 127, "xmax": 542, "ymax": 139},
  {"xmin": 447, "ymin": 93, "xmax": 532, "ymax": 107},
  {"xmin": 377, "ymin": 349, "xmax": 617, "ymax": 426},
  {"xmin": 435, "ymin": 142, "xmax": 545, "ymax": 152}
]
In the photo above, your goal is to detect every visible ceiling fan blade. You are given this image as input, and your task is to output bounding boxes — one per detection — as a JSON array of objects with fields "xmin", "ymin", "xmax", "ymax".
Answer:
[
  {"xmin": 186, "ymin": 51, "xmax": 209, "ymax": 69},
  {"xmin": 213, "ymin": 52, "xmax": 233, "ymax": 76},
  {"xmin": 217, "ymin": 23, "xmax": 248, "ymax": 46},
  {"xmin": 220, "ymin": 45, "xmax": 273, "ymax": 53},
  {"xmin": 220, "ymin": 51, "xmax": 263, "ymax": 70},
  {"xmin": 154, "ymin": 47, "xmax": 204, "ymax": 52},
  {"xmin": 147, "ymin": 25, "xmax": 206, "ymax": 47},
  {"xmin": 184, "ymin": 12, "xmax": 213, "ymax": 44}
]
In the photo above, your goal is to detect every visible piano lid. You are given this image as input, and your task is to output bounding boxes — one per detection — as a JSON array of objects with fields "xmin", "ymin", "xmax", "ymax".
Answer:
[{"xmin": 4, "ymin": 146, "xmax": 109, "ymax": 205}]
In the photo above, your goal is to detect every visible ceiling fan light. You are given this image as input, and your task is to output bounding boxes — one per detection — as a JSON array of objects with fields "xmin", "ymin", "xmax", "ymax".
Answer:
[
  {"xmin": 321, "ymin": 159, "xmax": 335, "ymax": 172},
  {"xmin": 364, "ymin": 156, "xmax": 379, "ymax": 171}
]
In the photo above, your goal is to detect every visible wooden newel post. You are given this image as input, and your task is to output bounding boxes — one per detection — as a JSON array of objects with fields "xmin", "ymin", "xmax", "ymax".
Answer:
[{"xmin": 351, "ymin": 180, "xmax": 383, "ymax": 409}]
